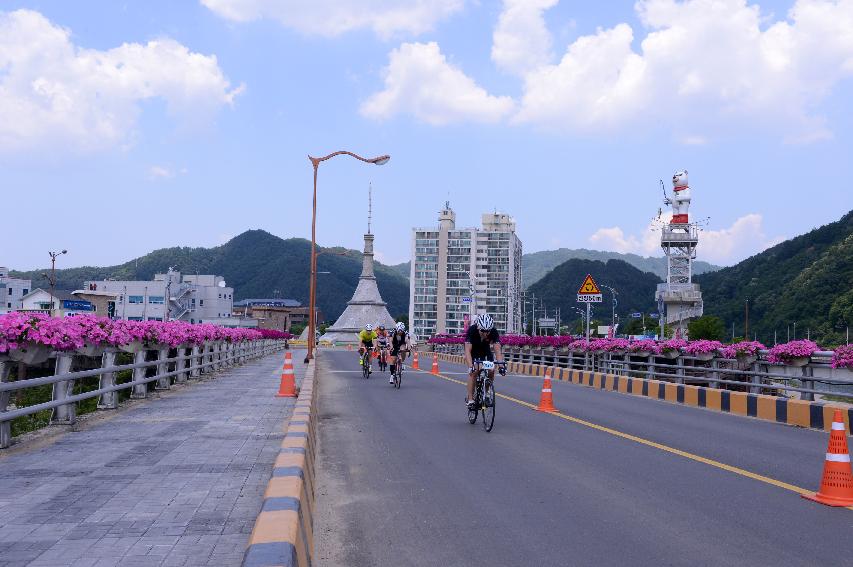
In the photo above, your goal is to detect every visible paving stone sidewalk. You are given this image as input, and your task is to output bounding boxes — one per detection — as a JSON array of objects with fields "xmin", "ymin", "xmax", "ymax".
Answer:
[{"xmin": 0, "ymin": 349, "xmax": 307, "ymax": 567}]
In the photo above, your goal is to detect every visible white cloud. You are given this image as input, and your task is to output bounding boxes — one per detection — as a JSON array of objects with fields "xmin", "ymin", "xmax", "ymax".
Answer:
[
  {"xmin": 360, "ymin": 42, "xmax": 515, "ymax": 124},
  {"xmin": 514, "ymin": 0, "xmax": 853, "ymax": 140},
  {"xmin": 148, "ymin": 165, "xmax": 174, "ymax": 180},
  {"xmin": 0, "ymin": 9, "xmax": 242, "ymax": 154},
  {"xmin": 491, "ymin": 0, "xmax": 558, "ymax": 76},
  {"xmin": 589, "ymin": 212, "xmax": 785, "ymax": 265},
  {"xmin": 200, "ymin": 0, "xmax": 465, "ymax": 39}
]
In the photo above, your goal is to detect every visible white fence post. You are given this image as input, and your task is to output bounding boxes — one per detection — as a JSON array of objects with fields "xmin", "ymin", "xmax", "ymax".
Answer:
[
  {"xmin": 98, "ymin": 351, "xmax": 119, "ymax": 409},
  {"xmin": 155, "ymin": 348, "xmax": 170, "ymax": 390},
  {"xmin": 50, "ymin": 354, "xmax": 76, "ymax": 424},
  {"xmin": 0, "ymin": 361, "xmax": 11, "ymax": 448},
  {"xmin": 131, "ymin": 350, "xmax": 148, "ymax": 398}
]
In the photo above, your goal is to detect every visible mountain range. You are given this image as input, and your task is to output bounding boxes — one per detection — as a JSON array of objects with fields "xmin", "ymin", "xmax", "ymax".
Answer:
[{"xmin": 10, "ymin": 230, "xmax": 410, "ymax": 322}]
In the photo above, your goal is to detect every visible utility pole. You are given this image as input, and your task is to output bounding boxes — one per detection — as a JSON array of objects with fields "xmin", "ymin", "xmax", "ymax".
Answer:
[{"xmin": 744, "ymin": 298, "xmax": 749, "ymax": 341}]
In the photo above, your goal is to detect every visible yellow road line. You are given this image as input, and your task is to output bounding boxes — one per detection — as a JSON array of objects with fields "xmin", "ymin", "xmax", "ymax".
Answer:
[{"xmin": 417, "ymin": 368, "xmax": 853, "ymax": 510}]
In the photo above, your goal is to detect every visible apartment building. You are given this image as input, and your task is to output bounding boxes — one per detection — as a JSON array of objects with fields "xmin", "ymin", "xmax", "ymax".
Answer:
[
  {"xmin": 409, "ymin": 204, "xmax": 523, "ymax": 341},
  {"xmin": 0, "ymin": 267, "xmax": 31, "ymax": 314},
  {"xmin": 83, "ymin": 269, "xmax": 238, "ymax": 324}
]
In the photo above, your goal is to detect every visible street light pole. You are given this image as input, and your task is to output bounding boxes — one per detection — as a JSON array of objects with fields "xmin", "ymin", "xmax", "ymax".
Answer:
[
  {"xmin": 306, "ymin": 151, "xmax": 390, "ymax": 364},
  {"xmin": 47, "ymin": 249, "xmax": 67, "ymax": 315}
]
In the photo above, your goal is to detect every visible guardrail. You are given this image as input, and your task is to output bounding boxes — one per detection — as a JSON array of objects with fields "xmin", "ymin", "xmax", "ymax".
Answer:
[
  {"xmin": 428, "ymin": 344, "xmax": 853, "ymax": 402},
  {"xmin": 0, "ymin": 339, "xmax": 288, "ymax": 448}
]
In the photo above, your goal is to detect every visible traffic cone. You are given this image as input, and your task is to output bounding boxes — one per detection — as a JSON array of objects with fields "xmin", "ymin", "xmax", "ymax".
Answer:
[
  {"xmin": 431, "ymin": 354, "xmax": 440, "ymax": 375},
  {"xmin": 536, "ymin": 369, "xmax": 557, "ymax": 413},
  {"xmin": 347, "ymin": 344, "xmax": 352, "ymax": 351},
  {"xmin": 802, "ymin": 409, "xmax": 853, "ymax": 507},
  {"xmin": 412, "ymin": 351, "xmax": 419, "ymax": 370},
  {"xmin": 276, "ymin": 352, "xmax": 297, "ymax": 397}
]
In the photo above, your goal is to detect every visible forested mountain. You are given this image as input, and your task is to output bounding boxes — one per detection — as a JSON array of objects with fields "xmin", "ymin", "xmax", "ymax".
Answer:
[
  {"xmin": 10, "ymin": 230, "xmax": 410, "ymax": 322},
  {"xmin": 523, "ymin": 249, "xmax": 719, "ymax": 288},
  {"xmin": 527, "ymin": 259, "xmax": 662, "ymax": 330},
  {"xmin": 696, "ymin": 210, "xmax": 853, "ymax": 346}
]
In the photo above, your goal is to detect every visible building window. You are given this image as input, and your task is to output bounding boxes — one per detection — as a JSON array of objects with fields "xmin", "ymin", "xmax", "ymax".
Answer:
[
  {"xmin": 147, "ymin": 317, "xmax": 162, "ymax": 322},
  {"xmin": 128, "ymin": 317, "xmax": 143, "ymax": 321},
  {"xmin": 22, "ymin": 288, "xmax": 28, "ymax": 295},
  {"xmin": 7, "ymin": 288, "xmax": 10, "ymax": 295},
  {"xmin": 148, "ymin": 296, "xmax": 165, "ymax": 304},
  {"xmin": 199, "ymin": 299, "xmax": 204, "ymax": 306},
  {"xmin": 128, "ymin": 295, "xmax": 144, "ymax": 304},
  {"xmin": 6, "ymin": 303, "xmax": 10, "ymax": 308}
]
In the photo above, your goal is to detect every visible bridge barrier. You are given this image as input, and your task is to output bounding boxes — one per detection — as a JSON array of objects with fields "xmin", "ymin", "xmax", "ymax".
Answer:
[
  {"xmin": 243, "ymin": 356, "xmax": 316, "ymax": 567},
  {"xmin": 0, "ymin": 339, "xmax": 288, "ymax": 448},
  {"xmin": 423, "ymin": 350, "xmax": 852, "ymax": 435}
]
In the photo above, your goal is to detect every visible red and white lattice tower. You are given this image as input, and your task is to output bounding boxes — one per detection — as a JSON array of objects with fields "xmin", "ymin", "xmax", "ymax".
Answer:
[{"xmin": 655, "ymin": 170, "xmax": 703, "ymax": 338}]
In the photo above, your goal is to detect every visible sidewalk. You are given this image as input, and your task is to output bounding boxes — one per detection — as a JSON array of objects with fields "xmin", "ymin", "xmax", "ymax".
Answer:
[{"xmin": 0, "ymin": 350, "xmax": 307, "ymax": 567}]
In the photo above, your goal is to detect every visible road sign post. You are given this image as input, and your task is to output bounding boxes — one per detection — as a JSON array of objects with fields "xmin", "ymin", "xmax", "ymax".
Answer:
[{"xmin": 576, "ymin": 274, "xmax": 603, "ymax": 341}]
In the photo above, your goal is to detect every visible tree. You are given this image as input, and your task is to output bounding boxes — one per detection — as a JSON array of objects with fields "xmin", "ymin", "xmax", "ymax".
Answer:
[
  {"xmin": 622, "ymin": 318, "xmax": 645, "ymax": 336},
  {"xmin": 688, "ymin": 316, "xmax": 726, "ymax": 341}
]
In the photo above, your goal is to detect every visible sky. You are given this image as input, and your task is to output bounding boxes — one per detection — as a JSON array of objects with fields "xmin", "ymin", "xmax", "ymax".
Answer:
[{"xmin": 2, "ymin": 0, "xmax": 852, "ymax": 272}]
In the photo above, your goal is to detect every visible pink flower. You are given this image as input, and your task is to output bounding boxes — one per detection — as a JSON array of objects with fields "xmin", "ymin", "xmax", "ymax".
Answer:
[{"xmin": 767, "ymin": 340, "xmax": 819, "ymax": 364}]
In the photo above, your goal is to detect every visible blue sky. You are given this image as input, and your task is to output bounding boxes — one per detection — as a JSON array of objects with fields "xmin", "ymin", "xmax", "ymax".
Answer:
[{"xmin": 2, "ymin": 0, "xmax": 852, "ymax": 271}]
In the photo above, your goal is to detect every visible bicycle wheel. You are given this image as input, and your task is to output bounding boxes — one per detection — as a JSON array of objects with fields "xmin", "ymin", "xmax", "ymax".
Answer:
[
  {"xmin": 468, "ymin": 383, "xmax": 481, "ymax": 424},
  {"xmin": 394, "ymin": 365, "xmax": 402, "ymax": 389},
  {"xmin": 482, "ymin": 380, "xmax": 495, "ymax": 432},
  {"xmin": 362, "ymin": 354, "xmax": 370, "ymax": 379}
]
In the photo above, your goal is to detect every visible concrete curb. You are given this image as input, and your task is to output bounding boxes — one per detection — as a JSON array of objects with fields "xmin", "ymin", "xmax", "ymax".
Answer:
[
  {"xmin": 242, "ymin": 359, "xmax": 317, "ymax": 567},
  {"xmin": 427, "ymin": 351, "xmax": 852, "ymax": 435}
]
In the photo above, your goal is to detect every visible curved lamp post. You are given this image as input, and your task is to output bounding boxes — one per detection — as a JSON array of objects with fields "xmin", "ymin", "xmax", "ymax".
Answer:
[{"xmin": 305, "ymin": 151, "xmax": 390, "ymax": 363}]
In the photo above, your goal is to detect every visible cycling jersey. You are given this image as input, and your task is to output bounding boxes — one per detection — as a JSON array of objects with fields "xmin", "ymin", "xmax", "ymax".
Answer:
[
  {"xmin": 390, "ymin": 331, "xmax": 409, "ymax": 355},
  {"xmin": 358, "ymin": 330, "xmax": 377, "ymax": 344},
  {"xmin": 376, "ymin": 331, "xmax": 389, "ymax": 347},
  {"xmin": 465, "ymin": 324, "xmax": 500, "ymax": 360}
]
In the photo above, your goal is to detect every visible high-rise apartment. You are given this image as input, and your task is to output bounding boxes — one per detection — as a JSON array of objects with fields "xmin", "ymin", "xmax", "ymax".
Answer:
[{"xmin": 409, "ymin": 204, "xmax": 522, "ymax": 341}]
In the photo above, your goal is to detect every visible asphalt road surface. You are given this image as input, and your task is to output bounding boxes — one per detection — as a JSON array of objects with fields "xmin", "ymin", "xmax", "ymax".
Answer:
[{"xmin": 315, "ymin": 349, "xmax": 853, "ymax": 567}]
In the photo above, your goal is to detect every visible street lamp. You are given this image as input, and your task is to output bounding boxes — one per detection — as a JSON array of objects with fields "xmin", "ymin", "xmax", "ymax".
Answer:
[
  {"xmin": 306, "ymin": 151, "xmax": 390, "ymax": 363},
  {"xmin": 601, "ymin": 284, "xmax": 617, "ymax": 334},
  {"xmin": 44, "ymin": 249, "xmax": 67, "ymax": 315}
]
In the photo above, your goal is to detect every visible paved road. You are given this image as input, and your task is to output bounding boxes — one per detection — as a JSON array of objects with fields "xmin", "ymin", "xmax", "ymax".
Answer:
[
  {"xmin": 316, "ymin": 349, "xmax": 853, "ymax": 567},
  {"xmin": 0, "ymin": 349, "xmax": 305, "ymax": 567}
]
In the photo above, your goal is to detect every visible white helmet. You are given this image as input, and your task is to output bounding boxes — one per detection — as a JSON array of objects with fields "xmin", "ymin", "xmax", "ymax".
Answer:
[
  {"xmin": 395, "ymin": 322, "xmax": 406, "ymax": 332},
  {"xmin": 365, "ymin": 324, "xmax": 373, "ymax": 331},
  {"xmin": 476, "ymin": 314, "xmax": 494, "ymax": 331}
]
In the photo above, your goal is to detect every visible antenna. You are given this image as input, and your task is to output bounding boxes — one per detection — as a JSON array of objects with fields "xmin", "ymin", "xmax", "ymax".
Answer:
[{"xmin": 368, "ymin": 182, "xmax": 372, "ymax": 234}]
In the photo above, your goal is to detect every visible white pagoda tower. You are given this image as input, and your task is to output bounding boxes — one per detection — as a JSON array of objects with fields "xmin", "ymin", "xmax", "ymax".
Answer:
[{"xmin": 321, "ymin": 191, "xmax": 396, "ymax": 343}]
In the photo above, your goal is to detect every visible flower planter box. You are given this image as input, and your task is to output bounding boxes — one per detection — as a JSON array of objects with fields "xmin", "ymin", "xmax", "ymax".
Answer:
[
  {"xmin": 76, "ymin": 343, "xmax": 106, "ymax": 357},
  {"xmin": 736, "ymin": 354, "xmax": 758, "ymax": 365},
  {"xmin": 631, "ymin": 351, "xmax": 651, "ymax": 358},
  {"xmin": 692, "ymin": 352, "xmax": 715, "ymax": 361},
  {"xmin": 8, "ymin": 343, "xmax": 52, "ymax": 365},
  {"xmin": 661, "ymin": 349, "xmax": 680, "ymax": 359},
  {"xmin": 611, "ymin": 349, "xmax": 627, "ymax": 356},
  {"xmin": 119, "ymin": 341, "xmax": 145, "ymax": 354},
  {"xmin": 783, "ymin": 356, "xmax": 810, "ymax": 367}
]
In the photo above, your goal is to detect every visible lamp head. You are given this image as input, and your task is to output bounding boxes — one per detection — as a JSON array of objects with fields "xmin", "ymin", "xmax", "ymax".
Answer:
[
  {"xmin": 61, "ymin": 250, "xmax": 67, "ymax": 254},
  {"xmin": 372, "ymin": 155, "xmax": 391, "ymax": 166}
]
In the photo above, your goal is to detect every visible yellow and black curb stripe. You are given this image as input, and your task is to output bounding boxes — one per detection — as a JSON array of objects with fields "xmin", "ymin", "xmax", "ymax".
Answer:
[
  {"xmin": 425, "ymin": 351, "xmax": 852, "ymax": 435},
  {"xmin": 243, "ymin": 361, "xmax": 317, "ymax": 567}
]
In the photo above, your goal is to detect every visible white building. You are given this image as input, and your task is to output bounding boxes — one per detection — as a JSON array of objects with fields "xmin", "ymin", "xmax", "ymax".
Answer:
[
  {"xmin": 409, "ymin": 204, "xmax": 523, "ymax": 341},
  {"xmin": 83, "ymin": 269, "xmax": 241, "ymax": 324},
  {"xmin": 20, "ymin": 289, "xmax": 95, "ymax": 317},
  {"xmin": 0, "ymin": 267, "xmax": 31, "ymax": 314}
]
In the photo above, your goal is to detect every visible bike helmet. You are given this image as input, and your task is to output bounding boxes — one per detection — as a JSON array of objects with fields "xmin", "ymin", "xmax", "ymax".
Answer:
[
  {"xmin": 395, "ymin": 322, "xmax": 406, "ymax": 332},
  {"xmin": 475, "ymin": 314, "xmax": 494, "ymax": 331},
  {"xmin": 378, "ymin": 324, "xmax": 385, "ymax": 331},
  {"xmin": 365, "ymin": 324, "xmax": 373, "ymax": 331}
]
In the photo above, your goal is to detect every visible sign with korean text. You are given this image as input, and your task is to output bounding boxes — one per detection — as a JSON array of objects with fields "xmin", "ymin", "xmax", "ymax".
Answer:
[{"xmin": 577, "ymin": 273, "xmax": 603, "ymax": 303}]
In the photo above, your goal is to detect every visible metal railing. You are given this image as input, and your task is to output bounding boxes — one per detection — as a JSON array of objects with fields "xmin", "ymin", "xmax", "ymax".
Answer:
[
  {"xmin": 0, "ymin": 339, "xmax": 288, "ymax": 448},
  {"xmin": 428, "ymin": 344, "xmax": 853, "ymax": 402}
]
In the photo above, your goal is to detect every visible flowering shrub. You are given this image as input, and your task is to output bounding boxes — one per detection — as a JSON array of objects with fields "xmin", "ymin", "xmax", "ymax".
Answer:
[
  {"xmin": 628, "ymin": 340, "xmax": 661, "ymax": 355},
  {"xmin": 683, "ymin": 340, "xmax": 724, "ymax": 356},
  {"xmin": 720, "ymin": 341, "xmax": 766, "ymax": 359},
  {"xmin": 660, "ymin": 339, "xmax": 688, "ymax": 353},
  {"xmin": 831, "ymin": 345, "xmax": 853, "ymax": 369},
  {"xmin": 0, "ymin": 313, "xmax": 279, "ymax": 354},
  {"xmin": 257, "ymin": 329, "xmax": 293, "ymax": 340},
  {"xmin": 767, "ymin": 340, "xmax": 819, "ymax": 364}
]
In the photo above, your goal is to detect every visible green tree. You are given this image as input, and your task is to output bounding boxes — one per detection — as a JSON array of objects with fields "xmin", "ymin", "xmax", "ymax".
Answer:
[{"xmin": 688, "ymin": 316, "xmax": 726, "ymax": 341}]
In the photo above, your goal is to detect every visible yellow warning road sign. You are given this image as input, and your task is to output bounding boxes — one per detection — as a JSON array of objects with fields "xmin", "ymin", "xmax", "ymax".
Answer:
[{"xmin": 578, "ymin": 274, "xmax": 602, "ymax": 295}]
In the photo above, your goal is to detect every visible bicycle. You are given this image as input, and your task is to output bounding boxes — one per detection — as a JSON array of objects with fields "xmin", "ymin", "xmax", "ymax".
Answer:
[
  {"xmin": 377, "ymin": 345, "xmax": 388, "ymax": 372},
  {"xmin": 361, "ymin": 348, "xmax": 372, "ymax": 379},
  {"xmin": 467, "ymin": 360, "xmax": 497, "ymax": 432},
  {"xmin": 392, "ymin": 350, "xmax": 407, "ymax": 389}
]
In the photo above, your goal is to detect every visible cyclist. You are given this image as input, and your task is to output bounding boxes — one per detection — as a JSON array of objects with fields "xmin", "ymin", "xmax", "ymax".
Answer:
[
  {"xmin": 358, "ymin": 324, "xmax": 377, "ymax": 367},
  {"xmin": 464, "ymin": 314, "xmax": 506, "ymax": 410},
  {"xmin": 375, "ymin": 324, "xmax": 390, "ymax": 369},
  {"xmin": 388, "ymin": 322, "xmax": 411, "ymax": 384}
]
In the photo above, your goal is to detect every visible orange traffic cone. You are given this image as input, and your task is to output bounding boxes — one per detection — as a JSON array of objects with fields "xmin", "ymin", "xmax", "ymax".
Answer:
[
  {"xmin": 536, "ymin": 369, "xmax": 557, "ymax": 413},
  {"xmin": 347, "ymin": 344, "xmax": 352, "ymax": 351},
  {"xmin": 412, "ymin": 351, "xmax": 419, "ymax": 370},
  {"xmin": 431, "ymin": 354, "xmax": 440, "ymax": 375},
  {"xmin": 276, "ymin": 352, "xmax": 297, "ymax": 397},
  {"xmin": 802, "ymin": 409, "xmax": 853, "ymax": 507}
]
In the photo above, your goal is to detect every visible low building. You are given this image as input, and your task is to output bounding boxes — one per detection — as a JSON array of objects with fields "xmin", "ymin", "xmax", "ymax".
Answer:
[
  {"xmin": 20, "ymin": 289, "xmax": 95, "ymax": 317},
  {"xmin": 84, "ymin": 269, "xmax": 237, "ymax": 324},
  {"xmin": 232, "ymin": 299, "xmax": 320, "ymax": 332},
  {"xmin": 0, "ymin": 267, "xmax": 31, "ymax": 314}
]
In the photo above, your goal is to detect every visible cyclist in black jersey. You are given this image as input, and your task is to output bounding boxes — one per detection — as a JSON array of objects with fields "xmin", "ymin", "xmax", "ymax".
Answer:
[
  {"xmin": 388, "ymin": 322, "xmax": 411, "ymax": 384},
  {"xmin": 464, "ymin": 314, "xmax": 506, "ymax": 409}
]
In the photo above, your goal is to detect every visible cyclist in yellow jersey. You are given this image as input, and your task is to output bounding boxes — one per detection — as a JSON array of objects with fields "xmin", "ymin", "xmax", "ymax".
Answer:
[{"xmin": 358, "ymin": 324, "xmax": 378, "ymax": 365}]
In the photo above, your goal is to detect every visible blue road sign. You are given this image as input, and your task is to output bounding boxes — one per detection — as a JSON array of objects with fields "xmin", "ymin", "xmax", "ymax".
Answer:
[
  {"xmin": 631, "ymin": 312, "xmax": 642, "ymax": 318},
  {"xmin": 650, "ymin": 313, "xmax": 660, "ymax": 319}
]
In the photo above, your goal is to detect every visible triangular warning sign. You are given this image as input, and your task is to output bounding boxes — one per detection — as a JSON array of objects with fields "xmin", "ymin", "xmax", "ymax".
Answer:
[{"xmin": 578, "ymin": 274, "xmax": 602, "ymax": 295}]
